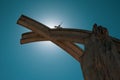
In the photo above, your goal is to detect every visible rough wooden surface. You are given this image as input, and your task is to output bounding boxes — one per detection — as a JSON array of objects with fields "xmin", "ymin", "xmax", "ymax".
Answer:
[
  {"xmin": 81, "ymin": 24, "xmax": 120, "ymax": 80},
  {"xmin": 17, "ymin": 15, "xmax": 83, "ymax": 62}
]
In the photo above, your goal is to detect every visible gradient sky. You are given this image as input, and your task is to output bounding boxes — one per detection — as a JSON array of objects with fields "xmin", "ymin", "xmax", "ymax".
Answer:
[{"xmin": 0, "ymin": 0, "xmax": 120, "ymax": 80}]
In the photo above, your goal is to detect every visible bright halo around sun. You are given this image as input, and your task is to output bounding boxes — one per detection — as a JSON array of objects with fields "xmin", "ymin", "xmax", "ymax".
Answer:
[
  {"xmin": 34, "ymin": 17, "xmax": 61, "ymax": 52},
  {"xmin": 36, "ymin": 14, "xmax": 64, "ymax": 28},
  {"xmin": 31, "ymin": 15, "xmax": 65, "ymax": 56},
  {"xmin": 42, "ymin": 18, "xmax": 62, "ymax": 28}
]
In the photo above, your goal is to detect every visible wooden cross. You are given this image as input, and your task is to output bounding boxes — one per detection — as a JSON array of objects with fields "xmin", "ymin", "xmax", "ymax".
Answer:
[{"xmin": 17, "ymin": 15, "xmax": 120, "ymax": 80}]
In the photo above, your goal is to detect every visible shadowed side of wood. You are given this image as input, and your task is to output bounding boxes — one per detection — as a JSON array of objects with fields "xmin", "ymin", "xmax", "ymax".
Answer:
[{"xmin": 81, "ymin": 25, "xmax": 120, "ymax": 80}]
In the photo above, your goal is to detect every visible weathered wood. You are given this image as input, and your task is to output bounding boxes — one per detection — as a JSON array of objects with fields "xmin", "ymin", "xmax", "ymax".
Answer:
[
  {"xmin": 17, "ymin": 15, "xmax": 84, "ymax": 61},
  {"xmin": 21, "ymin": 32, "xmax": 83, "ymax": 60},
  {"xmin": 111, "ymin": 37, "xmax": 120, "ymax": 52},
  {"xmin": 17, "ymin": 15, "xmax": 90, "ymax": 44},
  {"xmin": 17, "ymin": 18, "xmax": 83, "ymax": 62},
  {"xmin": 21, "ymin": 36, "xmax": 81, "ymax": 62},
  {"xmin": 81, "ymin": 25, "xmax": 120, "ymax": 80},
  {"xmin": 17, "ymin": 15, "xmax": 120, "ymax": 45},
  {"xmin": 17, "ymin": 15, "xmax": 120, "ymax": 80}
]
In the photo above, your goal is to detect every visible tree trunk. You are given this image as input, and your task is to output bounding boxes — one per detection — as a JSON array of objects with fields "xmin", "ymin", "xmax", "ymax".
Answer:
[{"xmin": 80, "ymin": 25, "xmax": 120, "ymax": 80}]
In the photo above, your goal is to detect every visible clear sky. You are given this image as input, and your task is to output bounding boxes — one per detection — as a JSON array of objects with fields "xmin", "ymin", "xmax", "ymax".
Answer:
[{"xmin": 0, "ymin": 0, "xmax": 120, "ymax": 80}]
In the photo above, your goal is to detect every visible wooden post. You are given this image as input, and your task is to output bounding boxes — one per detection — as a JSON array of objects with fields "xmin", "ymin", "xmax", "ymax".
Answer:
[{"xmin": 81, "ymin": 24, "xmax": 120, "ymax": 80}]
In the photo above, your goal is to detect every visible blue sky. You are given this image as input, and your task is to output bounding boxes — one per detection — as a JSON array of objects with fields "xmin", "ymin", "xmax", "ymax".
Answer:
[{"xmin": 0, "ymin": 0, "xmax": 120, "ymax": 80}]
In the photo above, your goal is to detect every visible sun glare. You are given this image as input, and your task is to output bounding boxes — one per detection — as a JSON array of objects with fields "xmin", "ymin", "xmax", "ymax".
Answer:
[
  {"xmin": 42, "ymin": 18, "xmax": 62, "ymax": 28},
  {"xmin": 31, "ymin": 15, "xmax": 65, "ymax": 55},
  {"xmin": 35, "ymin": 14, "xmax": 64, "ymax": 28}
]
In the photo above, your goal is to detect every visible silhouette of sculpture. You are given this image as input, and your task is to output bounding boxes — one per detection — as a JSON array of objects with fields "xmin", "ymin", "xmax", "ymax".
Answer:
[{"xmin": 17, "ymin": 15, "xmax": 120, "ymax": 80}]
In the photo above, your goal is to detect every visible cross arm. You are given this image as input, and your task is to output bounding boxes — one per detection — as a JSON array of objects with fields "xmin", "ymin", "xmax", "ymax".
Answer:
[
  {"xmin": 21, "ymin": 32, "xmax": 83, "ymax": 61},
  {"xmin": 17, "ymin": 15, "xmax": 91, "ymax": 44},
  {"xmin": 21, "ymin": 32, "xmax": 84, "ymax": 56},
  {"xmin": 17, "ymin": 15, "xmax": 85, "ymax": 62},
  {"xmin": 21, "ymin": 32, "xmax": 82, "ymax": 62},
  {"xmin": 21, "ymin": 32, "xmax": 46, "ymax": 44}
]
